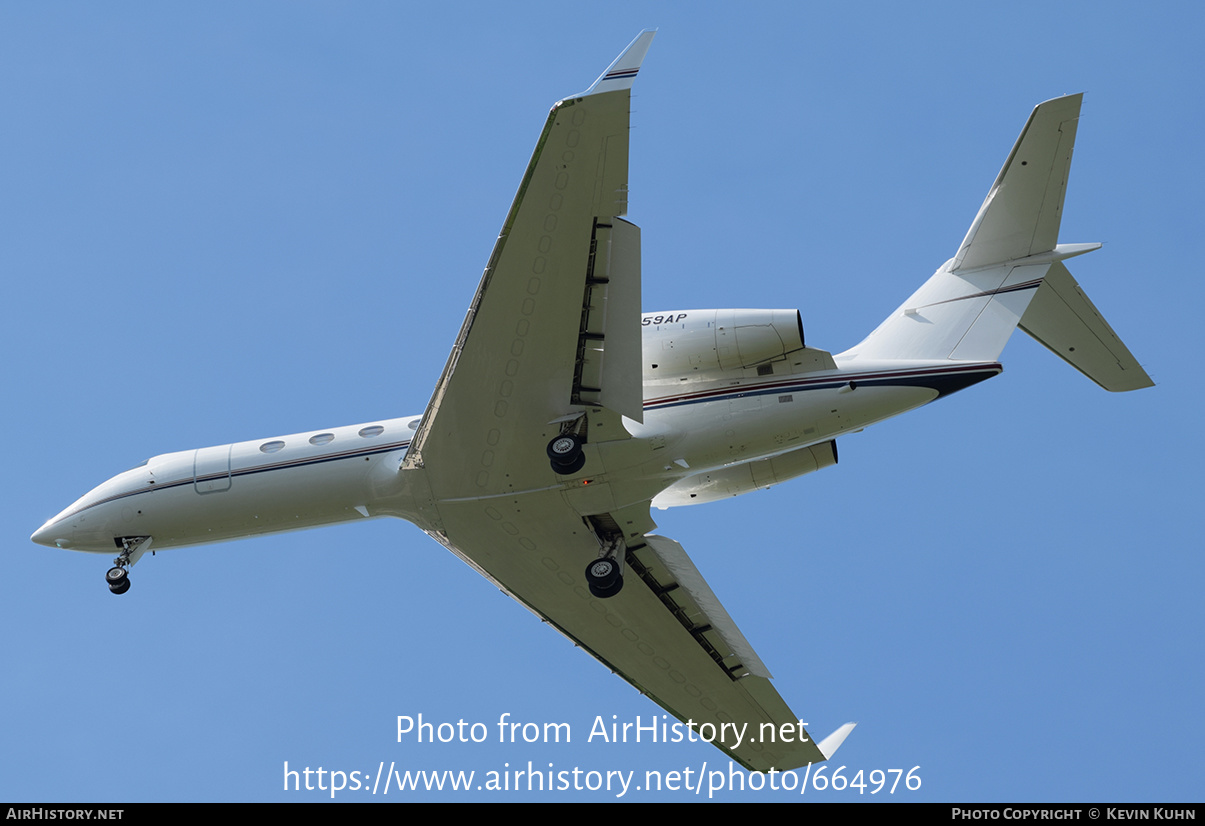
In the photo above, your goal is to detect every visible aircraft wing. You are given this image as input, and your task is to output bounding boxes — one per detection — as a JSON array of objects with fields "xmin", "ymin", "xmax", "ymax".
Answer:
[
  {"xmin": 404, "ymin": 33, "xmax": 846, "ymax": 771},
  {"xmin": 424, "ymin": 493, "xmax": 838, "ymax": 771},
  {"xmin": 405, "ymin": 31, "xmax": 652, "ymax": 484}
]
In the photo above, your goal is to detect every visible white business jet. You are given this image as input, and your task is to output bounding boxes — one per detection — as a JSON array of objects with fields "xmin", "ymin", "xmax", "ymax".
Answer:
[{"xmin": 31, "ymin": 31, "xmax": 1151, "ymax": 771}]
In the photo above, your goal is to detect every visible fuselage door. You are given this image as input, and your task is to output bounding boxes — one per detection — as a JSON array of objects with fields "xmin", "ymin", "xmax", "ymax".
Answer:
[{"xmin": 193, "ymin": 445, "xmax": 232, "ymax": 494}]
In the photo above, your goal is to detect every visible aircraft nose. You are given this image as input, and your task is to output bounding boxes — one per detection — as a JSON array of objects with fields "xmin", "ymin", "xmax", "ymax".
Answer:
[{"xmin": 31, "ymin": 518, "xmax": 72, "ymax": 549}]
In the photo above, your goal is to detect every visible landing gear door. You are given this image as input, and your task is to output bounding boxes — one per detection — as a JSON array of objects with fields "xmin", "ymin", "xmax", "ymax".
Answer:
[{"xmin": 193, "ymin": 445, "xmax": 232, "ymax": 494}]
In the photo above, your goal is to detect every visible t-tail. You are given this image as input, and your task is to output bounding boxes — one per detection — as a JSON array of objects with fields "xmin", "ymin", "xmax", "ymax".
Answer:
[{"xmin": 840, "ymin": 94, "xmax": 1153, "ymax": 392}]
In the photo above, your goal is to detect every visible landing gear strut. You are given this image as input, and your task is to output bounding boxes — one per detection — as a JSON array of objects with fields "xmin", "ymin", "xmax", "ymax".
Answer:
[{"xmin": 105, "ymin": 536, "xmax": 150, "ymax": 595}]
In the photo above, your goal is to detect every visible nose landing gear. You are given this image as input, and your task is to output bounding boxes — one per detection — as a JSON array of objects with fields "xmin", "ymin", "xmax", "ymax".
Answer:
[
  {"xmin": 105, "ymin": 566, "xmax": 130, "ymax": 595},
  {"xmin": 105, "ymin": 536, "xmax": 152, "ymax": 595}
]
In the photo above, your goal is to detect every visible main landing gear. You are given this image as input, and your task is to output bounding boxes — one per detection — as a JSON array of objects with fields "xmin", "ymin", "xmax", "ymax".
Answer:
[
  {"xmin": 584, "ymin": 556, "xmax": 623, "ymax": 598},
  {"xmin": 585, "ymin": 527, "xmax": 625, "ymax": 598},
  {"xmin": 547, "ymin": 433, "xmax": 585, "ymax": 475},
  {"xmin": 105, "ymin": 536, "xmax": 151, "ymax": 595}
]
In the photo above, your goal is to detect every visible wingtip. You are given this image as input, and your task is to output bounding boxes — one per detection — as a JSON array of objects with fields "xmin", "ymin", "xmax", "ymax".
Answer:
[
  {"xmin": 817, "ymin": 721, "xmax": 857, "ymax": 760},
  {"xmin": 1033, "ymin": 92, "xmax": 1084, "ymax": 119},
  {"xmin": 578, "ymin": 30, "xmax": 657, "ymax": 97}
]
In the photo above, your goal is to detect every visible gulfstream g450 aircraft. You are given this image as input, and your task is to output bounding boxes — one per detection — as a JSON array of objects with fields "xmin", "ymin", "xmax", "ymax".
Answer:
[{"xmin": 31, "ymin": 32, "xmax": 1151, "ymax": 771}]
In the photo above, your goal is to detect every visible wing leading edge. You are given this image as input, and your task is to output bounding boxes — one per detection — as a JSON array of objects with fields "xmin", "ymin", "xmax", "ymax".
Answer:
[{"xmin": 406, "ymin": 32, "xmax": 849, "ymax": 771}]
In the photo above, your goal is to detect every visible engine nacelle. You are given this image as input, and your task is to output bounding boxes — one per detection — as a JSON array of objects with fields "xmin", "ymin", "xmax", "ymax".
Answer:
[
  {"xmin": 652, "ymin": 440, "xmax": 839, "ymax": 508},
  {"xmin": 642, "ymin": 309, "xmax": 805, "ymax": 379}
]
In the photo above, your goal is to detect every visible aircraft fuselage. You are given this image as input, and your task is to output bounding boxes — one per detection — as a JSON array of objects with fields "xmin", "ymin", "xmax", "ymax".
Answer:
[{"xmin": 31, "ymin": 353, "xmax": 999, "ymax": 557}]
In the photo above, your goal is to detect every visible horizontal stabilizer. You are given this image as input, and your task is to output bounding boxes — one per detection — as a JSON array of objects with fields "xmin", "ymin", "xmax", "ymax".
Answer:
[{"xmin": 1018, "ymin": 261, "xmax": 1154, "ymax": 391}]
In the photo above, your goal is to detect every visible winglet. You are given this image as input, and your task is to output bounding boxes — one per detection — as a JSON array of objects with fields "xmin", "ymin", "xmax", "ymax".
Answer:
[
  {"xmin": 577, "ymin": 30, "xmax": 656, "ymax": 97},
  {"xmin": 817, "ymin": 722, "xmax": 857, "ymax": 760}
]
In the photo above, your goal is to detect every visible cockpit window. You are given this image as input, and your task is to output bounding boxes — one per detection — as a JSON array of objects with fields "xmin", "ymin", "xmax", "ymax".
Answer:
[{"xmin": 127, "ymin": 459, "xmax": 150, "ymax": 471}]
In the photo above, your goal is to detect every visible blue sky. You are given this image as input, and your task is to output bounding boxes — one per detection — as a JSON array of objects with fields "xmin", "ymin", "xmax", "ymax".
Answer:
[{"xmin": 4, "ymin": 2, "xmax": 1202, "ymax": 802}]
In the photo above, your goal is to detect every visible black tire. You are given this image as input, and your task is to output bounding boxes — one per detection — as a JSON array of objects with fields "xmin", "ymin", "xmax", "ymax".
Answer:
[
  {"xmin": 105, "ymin": 566, "xmax": 128, "ymax": 585},
  {"xmin": 109, "ymin": 578, "xmax": 131, "ymax": 595},
  {"xmin": 550, "ymin": 452, "xmax": 586, "ymax": 475},
  {"xmin": 588, "ymin": 575, "xmax": 623, "ymax": 599},
  {"xmin": 585, "ymin": 557, "xmax": 620, "ymax": 588},
  {"xmin": 547, "ymin": 434, "xmax": 583, "ymax": 463}
]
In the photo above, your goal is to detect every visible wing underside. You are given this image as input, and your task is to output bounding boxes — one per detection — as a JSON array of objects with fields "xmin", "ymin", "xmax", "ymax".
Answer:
[{"xmin": 426, "ymin": 495, "xmax": 828, "ymax": 770}]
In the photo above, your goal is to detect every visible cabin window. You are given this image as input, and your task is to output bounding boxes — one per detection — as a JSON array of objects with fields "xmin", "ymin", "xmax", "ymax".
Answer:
[
  {"xmin": 358, "ymin": 425, "xmax": 384, "ymax": 438},
  {"xmin": 407, "ymin": 418, "xmax": 421, "ymax": 430},
  {"xmin": 260, "ymin": 440, "xmax": 286, "ymax": 453},
  {"xmin": 309, "ymin": 433, "xmax": 335, "ymax": 446}
]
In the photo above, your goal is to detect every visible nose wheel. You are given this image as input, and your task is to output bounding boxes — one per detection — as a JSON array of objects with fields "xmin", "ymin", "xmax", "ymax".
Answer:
[
  {"xmin": 106, "ymin": 567, "xmax": 130, "ymax": 595},
  {"xmin": 104, "ymin": 536, "xmax": 151, "ymax": 595}
]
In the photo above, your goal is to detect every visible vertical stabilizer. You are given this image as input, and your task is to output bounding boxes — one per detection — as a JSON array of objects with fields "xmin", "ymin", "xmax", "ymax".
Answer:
[
  {"xmin": 953, "ymin": 94, "xmax": 1081, "ymax": 272},
  {"xmin": 843, "ymin": 94, "xmax": 1151, "ymax": 389}
]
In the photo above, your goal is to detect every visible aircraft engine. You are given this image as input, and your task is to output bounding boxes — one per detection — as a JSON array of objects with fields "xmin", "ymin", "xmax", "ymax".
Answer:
[
  {"xmin": 641, "ymin": 309, "xmax": 805, "ymax": 379},
  {"xmin": 652, "ymin": 440, "xmax": 838, "ymax": 508}
]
